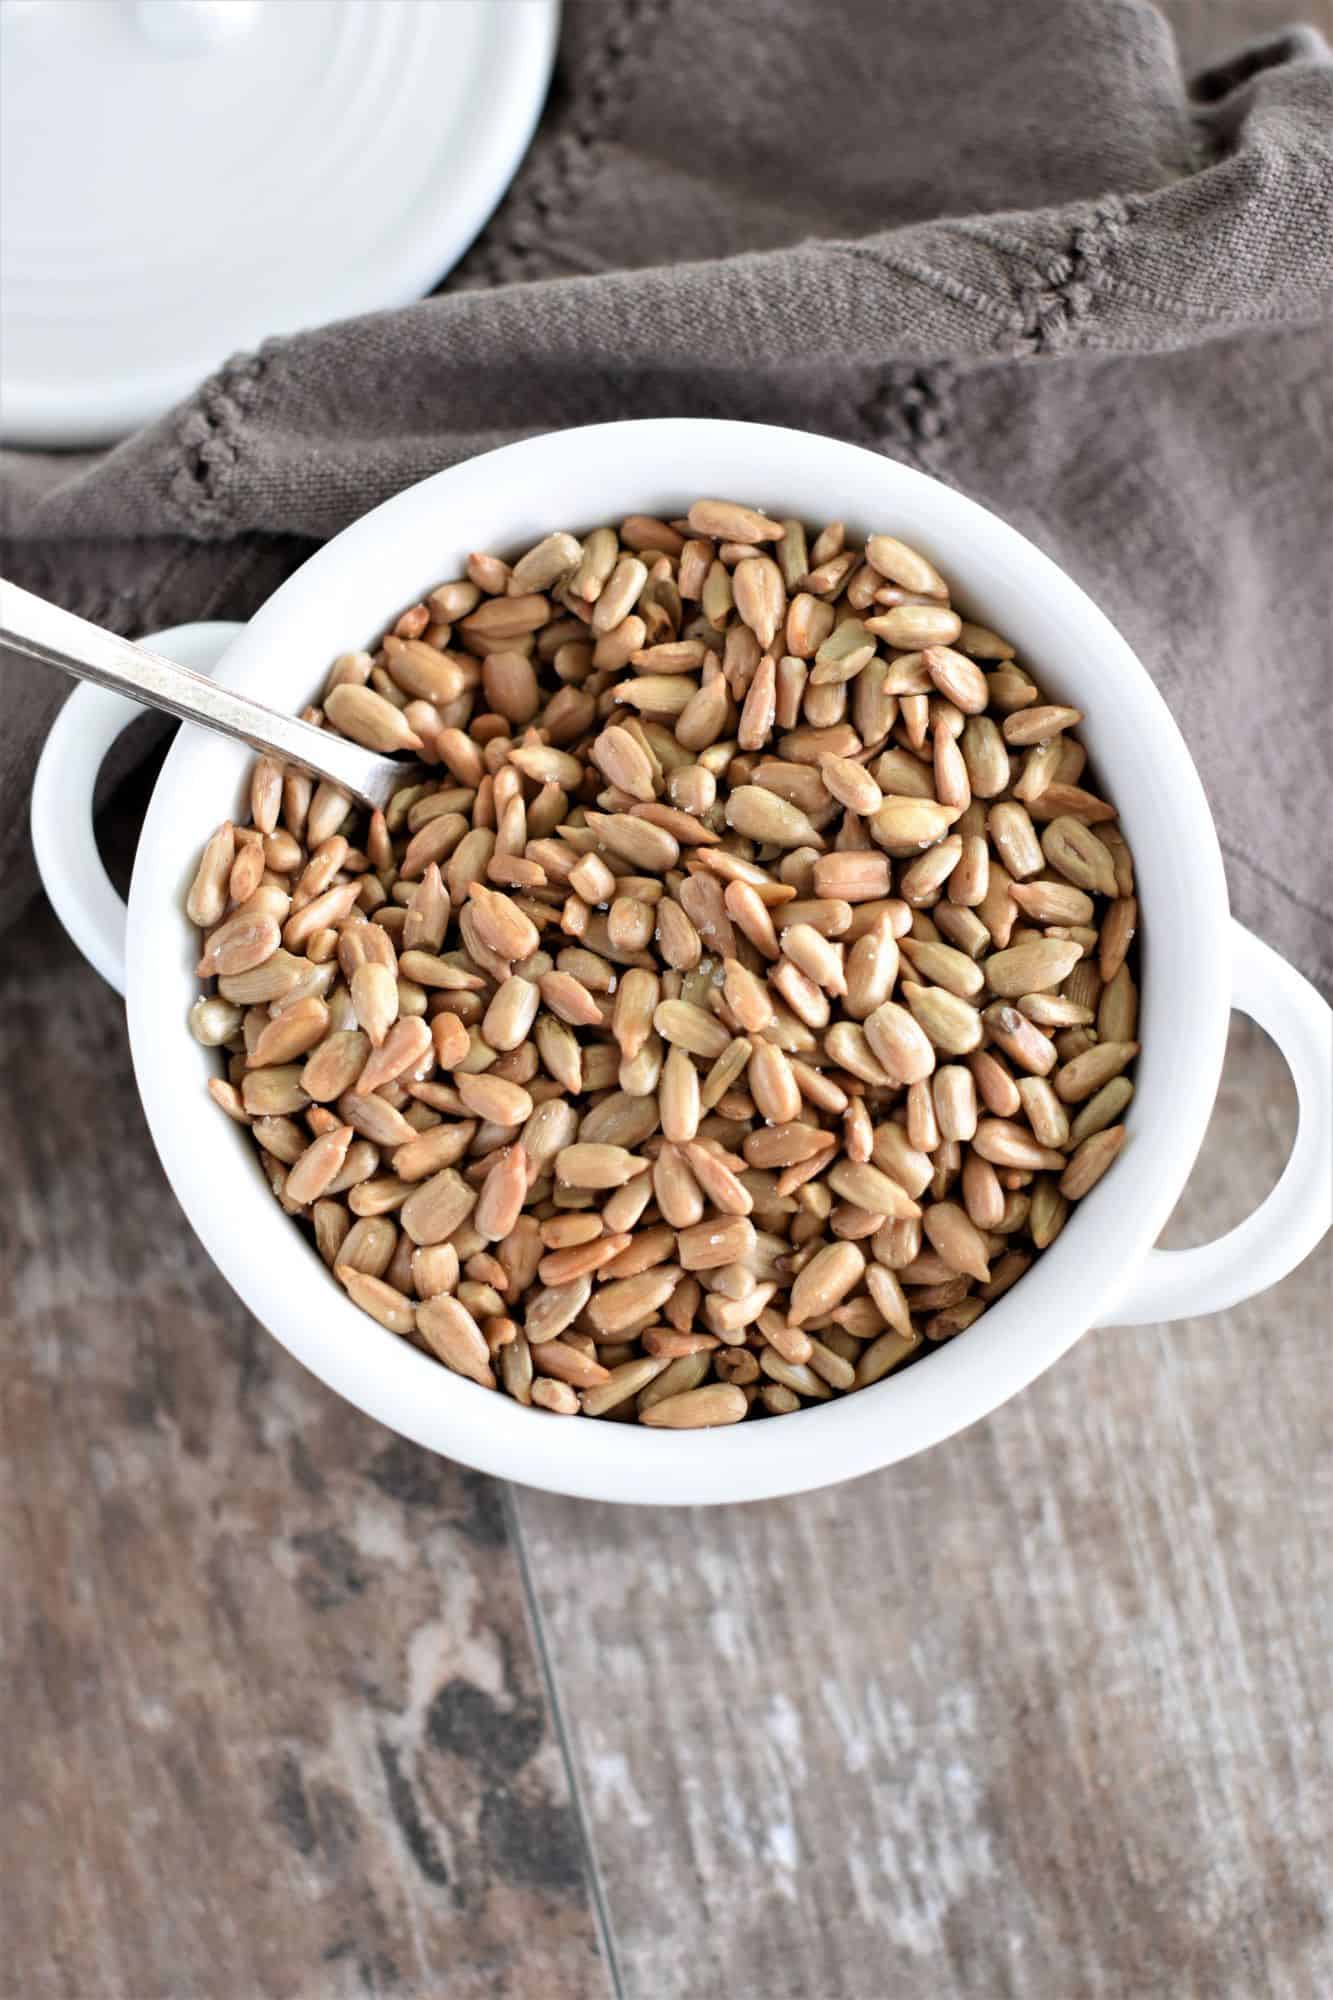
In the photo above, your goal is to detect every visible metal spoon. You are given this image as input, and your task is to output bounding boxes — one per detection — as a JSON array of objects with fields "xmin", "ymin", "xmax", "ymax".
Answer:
[{"xmin": 1, "ymin": 581, "xmax": 422, "ymax": 810}]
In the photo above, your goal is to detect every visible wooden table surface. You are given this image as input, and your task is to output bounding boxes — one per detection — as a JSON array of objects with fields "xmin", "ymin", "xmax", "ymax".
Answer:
[{"xmin": 6, "ymin": 6, "xmax": 1331, "ymax": 1991}]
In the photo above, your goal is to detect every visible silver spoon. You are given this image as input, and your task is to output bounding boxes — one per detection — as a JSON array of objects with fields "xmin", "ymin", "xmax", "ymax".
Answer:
[{"xmin": 1, "ymin": 580, "xmax": 422, "ymax": 810}]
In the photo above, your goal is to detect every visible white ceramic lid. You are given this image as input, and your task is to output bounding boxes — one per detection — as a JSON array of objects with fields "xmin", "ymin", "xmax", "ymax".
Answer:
[{"xmin": 0, "ymin": 0, "xmax": 558, "ymax": 447}]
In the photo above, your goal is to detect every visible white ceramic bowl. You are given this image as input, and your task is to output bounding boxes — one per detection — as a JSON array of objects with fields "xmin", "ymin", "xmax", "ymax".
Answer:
[{"xmin": 31, "ymin": 420, "xmax": 1332, "ymax": 1504}]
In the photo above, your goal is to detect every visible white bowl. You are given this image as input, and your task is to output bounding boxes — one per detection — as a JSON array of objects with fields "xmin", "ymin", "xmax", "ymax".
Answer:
[{"xmin": 31, "ymin": 420, "xmax": 1332, "ymax": 1503}]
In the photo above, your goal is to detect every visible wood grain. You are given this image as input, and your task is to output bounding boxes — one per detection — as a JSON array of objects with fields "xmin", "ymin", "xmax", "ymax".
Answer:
[
  {"xmin": 515, "ymin": 1016, "xmax": 1332, "ymax": 2000},
  {"xmin": 0, "ymin": 901, "xmax": 610, "ymax": 2000}
]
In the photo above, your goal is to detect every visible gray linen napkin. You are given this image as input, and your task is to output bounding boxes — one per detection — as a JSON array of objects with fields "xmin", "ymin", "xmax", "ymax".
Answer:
[{"xmin": 2, "ymin": 0, "xmax": 1330, "ymax": 991}]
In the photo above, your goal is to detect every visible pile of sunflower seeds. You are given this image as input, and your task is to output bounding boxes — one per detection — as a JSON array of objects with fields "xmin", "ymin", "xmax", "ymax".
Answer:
[{"xmin": 188, "ymin": 500, "xmax": 1139, "ymax": 1427}]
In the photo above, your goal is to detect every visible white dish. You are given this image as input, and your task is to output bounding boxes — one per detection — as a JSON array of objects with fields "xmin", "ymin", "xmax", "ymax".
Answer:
[
  {"xmin": 0, "ymin": 0, "xmax": 559, "ymax": 446},
  {"xmin": 31, "ymin": 420, "xmax": 1333, "ymax": 1503}
]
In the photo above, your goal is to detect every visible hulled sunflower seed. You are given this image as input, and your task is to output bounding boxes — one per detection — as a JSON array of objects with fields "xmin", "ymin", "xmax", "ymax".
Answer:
[
  {"xmin": 870, "ymin": 795, "xmax": 961, "ymax": 856},
  {"xmin": 639, "ymin": 1383, "xmax": 748, "ymax": 1428},
  {"xmin": 1059, "ymin": 1125, "xmax": 1128, "ymax": 1198}
]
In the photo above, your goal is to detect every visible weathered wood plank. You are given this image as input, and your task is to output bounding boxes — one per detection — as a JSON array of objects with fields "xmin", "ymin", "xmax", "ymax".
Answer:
[
  {"xmin": 516, "ymin": 1015, "xmax": 1332, "ymax": 1999},
  {"xmin": 0, "ymin": 902, "xmax": 610, "ymax": 2000}
]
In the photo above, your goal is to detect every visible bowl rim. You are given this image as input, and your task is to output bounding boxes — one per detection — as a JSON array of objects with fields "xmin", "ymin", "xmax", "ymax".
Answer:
[{"xmin": 125, "ymin": 418, "xmax": 1231, "ymax": 1504}]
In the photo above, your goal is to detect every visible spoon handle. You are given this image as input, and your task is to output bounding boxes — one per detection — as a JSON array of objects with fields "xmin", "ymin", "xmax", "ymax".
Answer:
[{"xmin": 1, "ymin": 580, "xmax": 390, "ymax": 807}]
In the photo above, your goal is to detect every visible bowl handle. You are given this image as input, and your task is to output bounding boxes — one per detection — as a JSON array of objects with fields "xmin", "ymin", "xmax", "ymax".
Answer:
[
  {"xmin": 30, "ymin": 622, "xmax": 244, "ymax": 997},
  {"xmin": 1104, "ymin": 919, "xmax": 1331, "ymax": 1326}
]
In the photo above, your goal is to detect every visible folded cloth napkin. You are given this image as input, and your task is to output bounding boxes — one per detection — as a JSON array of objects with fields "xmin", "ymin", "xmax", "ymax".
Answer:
[{"xmin": 2, "ymin": 0, "xmax": 1330, "ymax": 990}]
